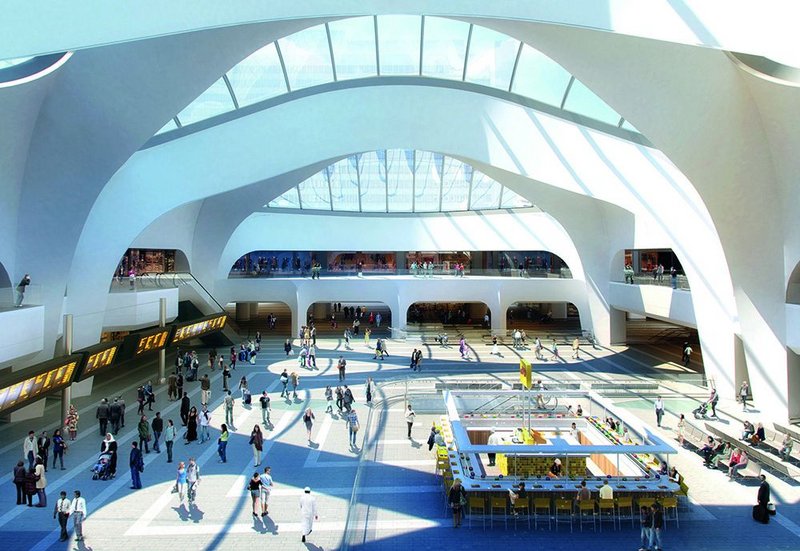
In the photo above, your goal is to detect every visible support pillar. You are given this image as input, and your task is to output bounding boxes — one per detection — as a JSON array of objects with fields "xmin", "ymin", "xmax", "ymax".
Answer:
[
  {"xmin": 158, "ymin": 297, "xmax": 166, "ymax": 384},
  {"xmin": 249, "ymin": 302, "xmax": 259, "ymax": 319},
  {"xmin": 609, "ymin": 308, "xmax": 627, "ymax": 346},
  {"xmin": 235, "ymin": 302, "xmax": 250, "ymax": 322},
  {"xmin": 61, "ymin": 314, "xmax": 73, "ymax": 430},
  {"xmin": 550, "ymin": 302, "xmax": 567, "ymax": 319}
]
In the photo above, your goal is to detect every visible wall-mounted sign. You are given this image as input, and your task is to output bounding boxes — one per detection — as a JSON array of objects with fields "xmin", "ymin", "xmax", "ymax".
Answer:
[
  {"xmin": 171, "ymin": 314, "xmax": 227, "ymax": 345},
  {"xmin": 76, "ymin": 341, "xmax": 122, "ymax": 380},
  {"xmin": 135, "ymin": 327, "xmax": 172, "ymax": 355},
  {"xmin": 0, "ymin": 355, "xmax": 82, "ymax": 415}
]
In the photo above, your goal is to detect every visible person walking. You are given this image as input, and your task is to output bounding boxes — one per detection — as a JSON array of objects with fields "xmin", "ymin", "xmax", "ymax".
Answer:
[
  {"xmin": 303, "ymin": 408, "xmax": 316, "ymax": 444},
  {"xmin": 676, "ymin": 414, "xmax": 686, "ymax": 447},
  {"xmin": 96, "ymin": 399, "xmax": 110, "ymax": 436},
  {"xmin": 248, "ymin": 472, "xmax": 263, "ymax": 519},
  {"xmin": 101, "ymin": 433, "xmax": 118, "ymax": 478},
  {"xmin": 284, "ymin": 339, "xmax": 293, "ymax": 357},
  {"xmin": 346, "ymin": 408, "xmax": 360, "ymax": 449},
  {"xmin": 65, "ymin": 405, "xmax": 79, "ymax": 441},
  {"xmin": 640, "ymin": 505, "xmax": 653, "ymax": 551},
  {"xmin": 224, "ymin": 391, "xmax": 235, "ymax": 428},
  {"xmin": 175, "ymin": 461, "xmax": 187, "ymax": 507},
  {"xmin": 186, "ymin": 457, "xmax": 200, "ymax": 507},
  {"xmin": 299, "ymin": 487, "xmax": 319, "ymax": 543},
  {"xmin": 180, "ymin": 392, "xmax": 190, "ymax": 426},
  {"xmin": 110, "ymin": 399, "xmax": 122, "ymax": 434},
  {"xmin": 650, "ymin": 503, "xmax": 664, "ymax": 550},
  {"xmin": 405, "ymin": 404, "xmax": 416, "ymax": 439},
  {"xmin": 260, "ymin": 466, "xmax": 273, "ymax": 517},
  {"xmin": 654, "ymin": 396, "xmax": 665, "ymax": 428},
  {"xmin": 739, "ymin": 381, "xmax": 750, "ymax": 412},
  {"xmin": 335, "ymin": 386, "xmax": 344, "ymax": 412},
  {"xmin": 151, "ymin": 412, "xmax": 163, "ymax": 453},
  {"xmin": 222, "ymin": 362, "xmax": 231, "ymax": 392},
  {"xmin": 200, "ymin": 374, "xmax": 211, "ymax": 406},
  {"xmin": 250, "ymin": 425, "xmax": 264, "ymax": 466},
  {"xmin": 259, "ymin": 391, "xmax": 272, "ymax": 428},
  {"xmin": 448, "ymin": 478, "xmax": 467, "ymax": 528},
  {"xmin": 754, "ymin": 474, "xmax": 770, "ymax": 524},
  {"xmin": 491, "ymin": 337, "xmax": 499, "ymax": 356},
  {"xmin": 343, "ymin": 386, "xmax": 355, "ymax": 412},
  {"xmin": 13, "ymin": 461, "xmax": 26, "ymax": 505},
  {"xmin": 552, "ymin": 340, "xmax": 560, "ymax": 361},
  {"xmin": 708, "ymin": 387, "xmax": 719, "ymax": 418},
  {"xmin": 572, "ymin": 337, "xmax": 580, "ymax": 360},
  {"xmin": 186, "ymin": 406, "xmax": 199, "ymax": 443},
  {"xmin": 69, "ymin": 490, "xmax": 87, "ymax": 541},
  {"xmin": 290, "ymin": 372, "xmax": 300, "ymax": 400},
  {"xmin": 54, "ymin": 490, "xmax": 71, "ymax": 541},
  {"xmin": 414, "ymin": 348, "xmax": 423, "ymax": 371},
  {"xmin": 364, "ymin": 327, "xmax": 371, "ymax": 346},
  {"xmin": 164, "ymin": 419, "xmax": 177, "ymax": 463},
  {"xmin": 37, "ymin": 431, "xmax": 51, "ymax": 471},
  {"xmin": 324, "ymin": 386, "xmax": 333, "ymax": 413},
  {"xmin": 280, "ymin": 369, "xmax": 289, "ymax": 398},
  {"xmin": 137, "ymin": 415, "xmax": 151, "ymax": 454},
  {"xmin": 308, "ymin": 344, "xmax": 317, "ymax": 370},
  {"xmin": 238, "ymin": 376, "xmax": 249, "ymax": 401},
  {"xmin": 337, "ymin": 356, "xmax": 347, "ymax": 381},
  {"xmin": 23, "ymin": 431, "xmax": 36, "ymax": 470},
  {"xmin": 217, "ymin": 424, "xmax": 229, "ymax": 463},
  {"xmin": 681, "ymin": 342, "xmax": 693, "ymax": 367},
  {"xmin": 129, "ymin": 442, "xmax": 143, "ymax": 489},
  {"xmin": 365, "ymin": 378, "xmax": 374, "ymax": 405}
]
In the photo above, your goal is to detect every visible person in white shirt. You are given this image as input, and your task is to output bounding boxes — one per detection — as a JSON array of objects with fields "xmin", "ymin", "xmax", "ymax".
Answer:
[
  {"xmin": 53, "ymin": 491, "xmax": 71, "ymax": 541},
  {"xmin": 299, "ymin": 487, "xmax": 318, "ymax": 543},
  {"xmin": 260, "ymin": 466, "xmax": 274, "ymax": 517},
  {"xmin": 569, "ymin": 422, "xmax": 579, "ymax": 440},
  {"xmin": 23, "ymin": 431, "xmax": 36, "ymax": 470},
  {"xmin": 405, "ymin": 405, "xmax": 416, "ymax": 439},
  {"xmin": 487, "ymin": 428, "xmax": 502, "ymax": 466},
  {"xmin": 69, "ymin": 490, "xmax": 87, "ymax": 541},
  {"xmin": 199, "ymin": 405, "xmax": 211, "ymax": 443},
  {"xmin": 599, "ymin": 480, "xmax": 614, "ymax": 500},
  {"xmin": 654, "ymin": 396, "xmax": 665, "ymax": 428}
]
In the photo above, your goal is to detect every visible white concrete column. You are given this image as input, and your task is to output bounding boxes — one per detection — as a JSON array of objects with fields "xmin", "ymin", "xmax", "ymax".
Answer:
[
  {"xmin": 235, "ymin": 302, "xmax": 250, "ymax": 322},
  {"xmin": 609, "ymin": 308, "xmax": 627, "ymax": 345}
]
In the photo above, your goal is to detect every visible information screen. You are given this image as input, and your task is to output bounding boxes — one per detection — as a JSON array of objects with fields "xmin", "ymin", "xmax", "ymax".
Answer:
[
  {"xmin": 171, "ymin": 314, "xmax": 227, "ymax": 344},
  {"xmin": 135, "ymin": 328, "xmax": 172, "ymax": 355},
  {"xmin": 0, "ymin": 355, "xmax": 81, "ymax": 415},
  {"xmin": 78, "ymin": 342, "xmax": 121, "ymax": 379}
]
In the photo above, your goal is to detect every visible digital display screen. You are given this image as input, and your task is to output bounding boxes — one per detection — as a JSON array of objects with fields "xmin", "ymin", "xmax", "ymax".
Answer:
[
  {"xmin": 0, "ymin": 356, "xmax": 81, "ymax": 414},
  {"xmin": 171, "ymin": 314, "xmax": 227, "ymax": 344},
  {"xmin": 135, "ymin": 329, "xmax": 171, "ymax": 355},
  {"xmin": 79, "ymin": 343, "xmax": 121, "ymax": 378}
]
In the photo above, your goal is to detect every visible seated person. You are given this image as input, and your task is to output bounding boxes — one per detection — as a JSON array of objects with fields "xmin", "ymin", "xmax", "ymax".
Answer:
[
  {"xmin": 509, "ymin": 482, "xmax": 527, "ymax": 514},
  {"xmin": 708, "ymin": 441, "xmax": 727, "ymax": 468},
  {"xmin": 575, "ymin": 480, "xmax": 591, "ymax": 504},
  {"xmin": 569, "ymin": 422, "xmax": 579, "ymax": 439},
  {"xmin": 728, "ymin": 448, "xmax": 748, "ymax": 478},
  {"xmin": 548, "ymin": 458, "xmax": 562, "ymax": 478},
  {"xmin": 668, "ymin": 466, "xmax": 683, "ymax": 485},
  {"xmin": 700, "ymin": 437, "xmax": 716, "ymax": 466},
  {"xmin": 658, "ymin": 462, "xmax": 669, "ymax": 476},
  {"xmin": 576, "ymin": 404, "xmax": 583, "ymax": 417},
  {"xmin": 434, "ymin": 430, "xmax": 445, "ymax": 447},
  {"xmin": 779, "ymin": 433, "xmax": 794, "ymax": 461},
  {"xmin": 741, "ymin": 420, "xmax": 755, "ymax": 441},
  {"xmin": 750, "ymin": 423, "xmax": 766, "ymax": 446},
  {"xmin": 599, "ymin": 479, "xmax": 613, "ymax": 500},
  {"xmin": 608, "ymin": 418, "xmax": 617, "ymax": 431}
]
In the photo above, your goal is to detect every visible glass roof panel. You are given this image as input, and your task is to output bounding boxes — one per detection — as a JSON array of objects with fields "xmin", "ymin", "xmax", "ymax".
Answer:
[
  {"xmin": 440, "ymin": 157, "xmax": 471, "ymax": 211},
  {"xmin": 279, "ymin": 25, "xmax": 333, "ymax": 90},
  {"xmin": 421, "ymin": 17, "xmax": 470, "ymax": 80},
  {"xmin": 413, "ymin": 150, "xmax": 442, "ymax": 212},
  {"xmin": 298, "ymin": 171, "xmax": 331, "ymax": 210},
  {"xmin": 227, "ymin": 42, "xmax": 287, "ymax": 107},
  {"xmin": 177, "ymin": 77, "xmax": 235, "ymax": 126},
  {"xmin": 386, "ymin": 149, "xmax": 415, "ymax": 212},
  {"xmin": 328, "ymin": 156, "xmax": 361, "ymax": 211},
  {"xmin": 562, "ymin": 79, "xmax": 621, "ymax": 125},
  {"xmin": 469, "ymin": 171, "xmax": 503, "ymax": 210},
  {"xmin": 155, "ymin": 119, "xmax": 178, "ymax": 135},
  {"xmin": 377, "ymin": 15, "xmax": 421, "ymax": 75},
  {"xmin": 358, "ymin": 150, "xmax": 388, "ymax": 212},
  {"xmin": 329, "ymin": 17, "xmax": 377, "ymax": 81},
  {"xmin": 268, "ymin": 188, "xmax": 300, "ymax": 209},
  {"xmin": 511, "ymin": 44, "xmax": 572, "ymax": 107},
  {"xmin": 0, "ymin": 56, "xmax": 34, "ymax": 69},
  {"xmin": 500, "ymin": 187, "xmax": 533, "ymax": 209},
  {"xmin": 464, "ymin": 26, "xmax": 519, "ymax": 90}
]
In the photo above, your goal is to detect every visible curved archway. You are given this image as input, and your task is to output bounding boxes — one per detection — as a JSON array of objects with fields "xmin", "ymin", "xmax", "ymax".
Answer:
[
  {"xmin": 407, "ymin": 302, "xmax": 490, "ymax": 328},
  {"xmin": 787, "ymin": 261, "xmax": 800, "ymax": 304}
]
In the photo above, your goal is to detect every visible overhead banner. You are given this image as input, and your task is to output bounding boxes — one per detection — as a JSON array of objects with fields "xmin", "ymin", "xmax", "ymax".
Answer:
[
  {"xmin": 0, "ymin": 355, "xmax": 82, "ymax": 415},
  {"xmin": 519, "ymin": 358, "xmax": 532, "ymax": 389},
  {"xmin": 171, "ymin": 313, "xmax": 228, "ymax": 345}
]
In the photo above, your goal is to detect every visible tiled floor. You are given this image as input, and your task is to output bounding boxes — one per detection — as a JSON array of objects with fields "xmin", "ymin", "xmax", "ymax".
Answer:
[{"xmin": 1, "ymin": 335, "xmax": 797, "ymax": 550}]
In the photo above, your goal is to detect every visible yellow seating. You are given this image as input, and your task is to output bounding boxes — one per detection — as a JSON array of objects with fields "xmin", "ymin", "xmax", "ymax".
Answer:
[
  {"xmin": 636, "ymin": 497, "xmax": 656, "ymax": 510},
  {"xmin": 512, "ymin": 497, "xmax": 530, "ymax": 530},
  {"xmin": 555, "ymin": 498, "xmax": 573, "ymax": 532},
  {"xmin": 577, "ymin": 499, "xmax": 597, "ymax": 532},
  {"xmin": 490, "ymin": 496, "xmax": 508, "ymax": 529},
  {"xmin": 598, "ymin": 498, "xmax": 616, "ymax": 531},
  {"xmin": 616, "ymin": 496, "xmax": 634, "ymax": 529},
  {"xmin": 469, "ymin": 496, "xmax": 487, "ymax": 530},
  {"xmin": 660, "ymin": 496, "xmax": 679, "ymax": 528},
  {"xmin": 533, "ymin": 497, "xmax": 552, "ymax": 530}
]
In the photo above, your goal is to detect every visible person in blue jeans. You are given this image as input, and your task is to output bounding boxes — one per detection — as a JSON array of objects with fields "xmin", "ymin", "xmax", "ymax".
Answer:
[
  {"xmin": 218, "ymin": 424, "xmax": 229, "ymax": 463},
  {"xmin": 650, "ymin": 504, "xmax": 663, "ymax": 550},
  {"xmin": 129, "ymin": 441, "xmax": 143, "ymax": 489},
  {"xmin": 639, "ymin": 506, "xmax": 652, "ymax": 551},
  {"xmin": 346, "ymin": 409, "xmax": 359, "ymax": 449}
]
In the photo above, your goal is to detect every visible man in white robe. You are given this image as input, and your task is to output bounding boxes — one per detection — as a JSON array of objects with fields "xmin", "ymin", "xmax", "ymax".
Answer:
[{"xmin": 299, "ymin": 487, "xmax": 318, "ymax": 542}]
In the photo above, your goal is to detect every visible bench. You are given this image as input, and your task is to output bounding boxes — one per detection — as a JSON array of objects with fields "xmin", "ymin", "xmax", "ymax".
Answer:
[
  {"xmin": 705, "ymin": 423, "xmax": 800, "ymax": 480},
  {"xmin": 682, "ymin": 419, "xmax": 711, "ymax": 449},
  {"xmin": 772, "ymin": 423, "xmax": 800, "ymax": 462}
]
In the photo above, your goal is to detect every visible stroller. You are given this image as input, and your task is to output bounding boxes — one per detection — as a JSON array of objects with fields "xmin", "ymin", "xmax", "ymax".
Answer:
[
  {"xmin": 692, "ymin": 401, "xmax": 710, "ymax": 419},
  {"xmin": 91, "ymin": 453, "xmax": 112, "ymax": 480}
]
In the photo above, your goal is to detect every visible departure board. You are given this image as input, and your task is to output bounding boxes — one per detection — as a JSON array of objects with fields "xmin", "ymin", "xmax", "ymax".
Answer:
[
  {"xmin": 77, "ymin": 342, "xmax": 122, "ymax": 379},
  {"xmin": 0, "ymin": 355, "xmax": 81, "ymax": 414},
  {"xmin": 135, "ymin": 328, "xmax": 172, "ymax": 355},
  {"xmin": 171, "ymin": 314, "xmax": 227, "ymax": 344}
]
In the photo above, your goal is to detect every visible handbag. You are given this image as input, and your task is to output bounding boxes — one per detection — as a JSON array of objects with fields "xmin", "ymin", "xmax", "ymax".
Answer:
[
  {"xmin": 171, "ymin": 484, "xmax": 178, "ymax": 494},
  {"xmin": 352, "ymin": 422, "xmax": 360, "ymax": 432}
]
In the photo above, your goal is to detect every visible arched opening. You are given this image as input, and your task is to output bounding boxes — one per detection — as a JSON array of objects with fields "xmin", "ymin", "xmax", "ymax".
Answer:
[
  {"xmin": 506, "ymin": 302, "xmax": 581, "ymax": 333},
  {"xmin": 407, "ymin": 302, "xmax": 491, "ymax": 328},
  {"xmin": 174, "ymin": 249, "xmax": 191, "ymax": 272},
  {"xmin": 0, "ymin": 261, "xmax": 12, "ymax": 307},
  {"xmin": 224, "ymin": 301, "xmax": 293, "ymax": 336},
  {"xmin": 787, "ymin": 261, "xmax": 800, "ymax": 304},
  {"xmin": 611, "ymin": 248, "xmax": 689, "ymax": 289},
  {"xmin": 306, "ymin": 301, "xmax": 392, "ymax": 336}
]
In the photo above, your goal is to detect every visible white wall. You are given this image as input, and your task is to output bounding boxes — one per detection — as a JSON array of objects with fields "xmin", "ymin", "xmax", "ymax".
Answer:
[
  {"xmin": 0, "ymin": 306, "xmax": 44, "ymax": 369},
  {"xmin": 102, "ymin": 288, "xmax": 178, "ymax": 331},
  {"xmin": 608, "ymin": 283, "xmax": 696, "ymax": 328}
]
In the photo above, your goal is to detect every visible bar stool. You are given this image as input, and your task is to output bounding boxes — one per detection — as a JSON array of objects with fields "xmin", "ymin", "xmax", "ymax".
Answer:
[
  {"xmin": 554, "ymin": 498, "xmax": 573, "ymax": 532},
  {"xmin": 533, "ymin": 497, "xmax": 552, "ymax": 530},
  {"xmin": 490, "ymin": 496, "xmax": 508, "ymax": 529},
  {"xmin": 616, "ymin": 495, "xmax": 634, "ymax": 528},
  {"xmin": 512, "ymin": 497, "xmax": 530, "ymax": 530},
  {"xmin": 660, "ymin": 496, "xmax": 679, "ymax": 528},
  {"xmin": 598, "ymin": 499, "xmax": 616, "ymax": 531},
  {"xmin": 577, "ymin": 499, "xmax": 597, "ymax": 532},
  {"xmin": 636, "ymin": 496, "xmax": 656, "ymax": 511},
  {"xmin": 468, "ymin": 496, "xmax": 487, "ymax": 530}
]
